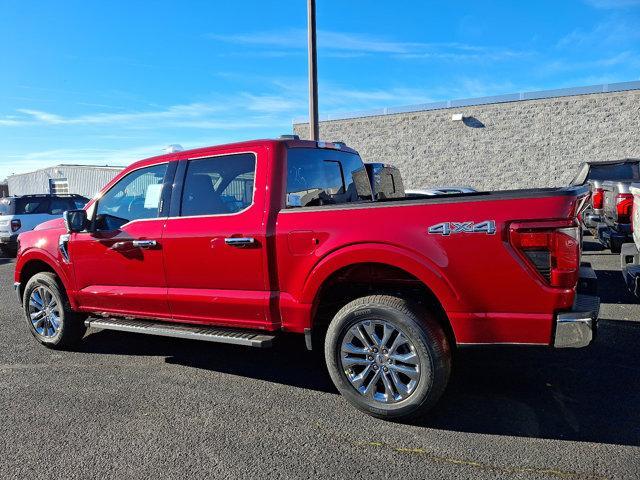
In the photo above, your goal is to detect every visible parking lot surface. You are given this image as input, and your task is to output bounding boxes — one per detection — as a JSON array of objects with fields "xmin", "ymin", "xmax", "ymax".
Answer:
[{"xmin": 0, "ymin": 239, "xmax": 638, "ymax": 479}]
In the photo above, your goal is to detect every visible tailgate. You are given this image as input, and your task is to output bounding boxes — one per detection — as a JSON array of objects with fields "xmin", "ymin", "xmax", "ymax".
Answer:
[{"xmin": 603, "ymin": 187, "xmax": 618, "ymax": 222}]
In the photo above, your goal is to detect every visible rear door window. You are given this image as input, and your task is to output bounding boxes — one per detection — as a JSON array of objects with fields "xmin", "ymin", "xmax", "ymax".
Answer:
[
  {"xmin": 180, "ymin": 153, "xmax": 256, "ymax": 217},
  {"xmin": 286, "ymin": 148, "xmax": 372, "ymax": 207}
]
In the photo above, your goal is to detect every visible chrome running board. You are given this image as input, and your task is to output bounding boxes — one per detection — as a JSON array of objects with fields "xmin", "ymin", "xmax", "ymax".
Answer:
[{"xmin": 85, "ymin": 317, "xmax": 275, "ymax": 348}]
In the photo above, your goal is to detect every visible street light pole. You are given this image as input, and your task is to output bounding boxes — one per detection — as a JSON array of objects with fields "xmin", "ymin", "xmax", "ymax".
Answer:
[{"xmin": 307, "ymin": 0, "xmax": 319, "ymax": 141}]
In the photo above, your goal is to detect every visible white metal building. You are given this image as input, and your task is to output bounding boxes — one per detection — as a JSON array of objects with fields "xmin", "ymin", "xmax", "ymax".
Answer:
[{"xmin": 7, "ymin": 164, "xmax": 124, "ymax": 198}]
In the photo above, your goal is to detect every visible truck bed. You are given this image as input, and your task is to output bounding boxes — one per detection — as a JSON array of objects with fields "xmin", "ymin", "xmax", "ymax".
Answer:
[
  {"xmin": 277, "ymin": 184, "xmax": 590, "ymax": 344},
  {"xmin": 289, "ymin": 185, "xmax": 589, "ymax": 211}
]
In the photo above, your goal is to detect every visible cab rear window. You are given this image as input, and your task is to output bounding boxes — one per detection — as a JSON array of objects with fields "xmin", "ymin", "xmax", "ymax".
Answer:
[{"xmin": 285, "ymin": 148, "xmax": 372, "ymax": 208}]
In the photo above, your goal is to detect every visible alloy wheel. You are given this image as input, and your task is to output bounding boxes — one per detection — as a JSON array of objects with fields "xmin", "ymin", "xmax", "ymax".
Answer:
[
  {"xmin": 28, "ymin": 286, "xmax": 61, "ymax": 338},
  {"xmin": 340, "ymin": 319, "xmax": 421, "ymax": 404}
]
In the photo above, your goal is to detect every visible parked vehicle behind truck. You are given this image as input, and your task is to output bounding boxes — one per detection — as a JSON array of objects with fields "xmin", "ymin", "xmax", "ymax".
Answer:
[
  {"xmin": 0, "ymin": 194, "xmax": 88, "ymax": 257},
  {"xmin": 364, "ymin": 163, "xmax": 405, "ymax": 200},
  {"xmin": 14, "ymin": 137, "xmax": 599, "ymax": 420},
  {"xmin": 597, "ymin": 181, "xmax": 634, "ymax": 253},
  {"xmin": 570, "ymin": 159, "xmax": 640, "ymax": 233}
]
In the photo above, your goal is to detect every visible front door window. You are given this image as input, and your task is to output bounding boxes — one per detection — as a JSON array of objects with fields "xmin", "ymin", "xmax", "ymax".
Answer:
[{"xmin": 94, "ymin": 163, "xmax": 168, "ymax": 230}]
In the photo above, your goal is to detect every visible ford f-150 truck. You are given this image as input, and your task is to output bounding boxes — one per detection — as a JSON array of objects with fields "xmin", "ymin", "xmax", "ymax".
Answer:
[{"xmin": 13, "ymin": 138, "xmax": 599, "ymax": 420}]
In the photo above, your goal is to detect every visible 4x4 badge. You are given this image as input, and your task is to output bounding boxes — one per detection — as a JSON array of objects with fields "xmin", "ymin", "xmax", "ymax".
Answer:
[{"xmin": 428, "ymin": 220, "xmax": 496, "ymax": 236}]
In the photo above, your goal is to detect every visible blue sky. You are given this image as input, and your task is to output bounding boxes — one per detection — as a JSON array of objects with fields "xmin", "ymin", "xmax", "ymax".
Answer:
[{"xmin": 1, "ymin": 0, "xmax": 639, "ymax": 180}]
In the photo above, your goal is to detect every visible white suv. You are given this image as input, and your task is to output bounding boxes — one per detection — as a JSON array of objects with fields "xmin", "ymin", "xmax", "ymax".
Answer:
[{"xmin": 0, "ymin": 195, "xmax": 88, "ymax": 257}]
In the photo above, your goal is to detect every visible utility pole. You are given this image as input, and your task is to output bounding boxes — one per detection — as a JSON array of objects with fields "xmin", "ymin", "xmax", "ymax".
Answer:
[{"xmin": 307, "ymin": 0, "xmax": 319, "ymax": 141}]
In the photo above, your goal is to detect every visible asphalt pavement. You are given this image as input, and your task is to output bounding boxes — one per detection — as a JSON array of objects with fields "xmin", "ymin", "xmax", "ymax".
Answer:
[{"xmin": 0, "ymin": 239, "xmax": 638, "ymax": 479}]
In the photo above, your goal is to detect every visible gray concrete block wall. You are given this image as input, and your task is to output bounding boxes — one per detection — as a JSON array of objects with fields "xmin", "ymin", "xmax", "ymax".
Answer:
[{"xmin": 294, "ymin": 90, "xmax": 640, "ymax": 191}]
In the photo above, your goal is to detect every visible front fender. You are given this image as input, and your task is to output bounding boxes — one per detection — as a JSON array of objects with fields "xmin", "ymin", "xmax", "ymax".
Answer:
[
  {"xmin": 15, "ymin": 247, "xmax": 77, "ymax": 309},
  {"xmin": 300, "ymin": 242, "xmax": 464, "ymax": 313}
]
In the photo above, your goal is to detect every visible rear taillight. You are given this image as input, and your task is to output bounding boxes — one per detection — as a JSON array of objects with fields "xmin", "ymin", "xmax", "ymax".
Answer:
[
  {"xmin": 509, "ymin": 222, "xmax": 580, "ymax": 288},
  {"xmin": 592, "ymin": 188, "xmax": 604, "ymax": 209},
  {"xmin": 616, "ymin": 193, "xmax": 633, "ymax": 223},
  {"xmin": 10, "ymin": 219, "xmax": 21, "ymax": 232}
]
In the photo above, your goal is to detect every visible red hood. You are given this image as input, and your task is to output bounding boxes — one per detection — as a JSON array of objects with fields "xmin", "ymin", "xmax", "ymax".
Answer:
[{"xmin": 34, "ymin": 218, "xmax": 65, "ymax": 231}]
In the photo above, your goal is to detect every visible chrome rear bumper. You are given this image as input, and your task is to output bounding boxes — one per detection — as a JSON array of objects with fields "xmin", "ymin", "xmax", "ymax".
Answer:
[
  {"xmin": 554, "ymin": 302, "xmax": 598, "ymax": 348},
  {"xmin": 553, "ymin": 265, "xmax": 599, "ymax": 349}
]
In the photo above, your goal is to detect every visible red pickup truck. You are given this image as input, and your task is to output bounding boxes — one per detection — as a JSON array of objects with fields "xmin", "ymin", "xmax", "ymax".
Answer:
[{"xmin": 13, "ymin": 137, "xmax": 599, "ymax": 420}]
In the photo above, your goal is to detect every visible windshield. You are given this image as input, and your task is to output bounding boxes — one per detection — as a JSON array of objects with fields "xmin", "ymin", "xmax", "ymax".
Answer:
[{"xmin": 588, "ymin": 163, "xmax": 639, "ymax": 181}]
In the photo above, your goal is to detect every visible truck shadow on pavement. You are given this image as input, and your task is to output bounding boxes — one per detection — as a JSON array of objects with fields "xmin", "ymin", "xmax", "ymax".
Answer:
[
  {"xmin": 427, "ymin": 319, "xmax": 640, "ymax": 446},
  {"xmin": 80, "ymin": 318, "xmax": 640, "ymax": 447},
  {"xmin": 594, "ymin": 269, "xmax": 638, "ymax": 304},
  {"xmin": 80, "ymin": 331, "xmax": 338, "ymax": 393}
]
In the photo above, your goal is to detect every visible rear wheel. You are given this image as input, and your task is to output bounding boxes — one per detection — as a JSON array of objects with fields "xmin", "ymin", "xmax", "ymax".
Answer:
[
  {"xmin": 325, "ymin": 295, "xmax": 451, "ymax": 421},
  {"xmin": 23, "ymin": 273, "xmax": 86, "ymax": 349}
]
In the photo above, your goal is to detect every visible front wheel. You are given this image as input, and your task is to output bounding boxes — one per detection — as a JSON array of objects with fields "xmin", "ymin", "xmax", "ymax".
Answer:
[
  {"xmin": 325, "ymin": 295, "xmax": 451, "ymax": 421},
  {"xmin": 23, "ymin": 272, "xmax": 87, "ymax": 349}
]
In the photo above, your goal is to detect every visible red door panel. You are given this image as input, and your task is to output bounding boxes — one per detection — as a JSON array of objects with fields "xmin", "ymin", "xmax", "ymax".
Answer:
[
  {"xmin": 71, "ymin": 220, "xmax": 169, "ymax": 318},
  {"xmin": 163, "ymin": 214, "xmax": 268, "ymax": 326}
]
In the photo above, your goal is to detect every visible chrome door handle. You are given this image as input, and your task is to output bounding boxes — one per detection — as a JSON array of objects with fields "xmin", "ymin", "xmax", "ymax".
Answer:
[
  {"xmin": 224, "ymin": 237, "xmax": 255, "ymax": 247},
  {"xmin": 132, "ymin": 240, "xmax": 158, "ymax": 249}
]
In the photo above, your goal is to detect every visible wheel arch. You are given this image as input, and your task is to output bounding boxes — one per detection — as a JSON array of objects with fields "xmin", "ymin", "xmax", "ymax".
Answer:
[
  {"xmin": 16, "ymin": 251, "xmax": 75, "ymax": 308},
  {"xmin": 303, "ymin": 243, "xmax": 462, "ymax": 346}
]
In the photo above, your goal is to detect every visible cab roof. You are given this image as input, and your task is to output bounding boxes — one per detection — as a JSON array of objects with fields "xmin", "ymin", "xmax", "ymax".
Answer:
[{"xmin": 125, "ymin": 138, "xmax": 358, "ymax": 172}]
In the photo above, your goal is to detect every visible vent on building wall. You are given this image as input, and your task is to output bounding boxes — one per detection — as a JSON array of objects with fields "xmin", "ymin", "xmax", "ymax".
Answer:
[{"xmin": 49, "ymin": 178, "xmax": 70, "ymax": 195}]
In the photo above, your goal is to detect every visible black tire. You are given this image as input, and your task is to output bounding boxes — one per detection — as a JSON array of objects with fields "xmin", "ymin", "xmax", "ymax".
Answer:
[
  {"xmin": 23, "ymin": 272, "xmax": 87, "ymax": 349},
  {"xmin": 324, "ymin": 295, "xmax": 451, "ymax": 421},
  {"xmin": 0, "ymin": 245, "xmax": 16, "ymax": 258}
]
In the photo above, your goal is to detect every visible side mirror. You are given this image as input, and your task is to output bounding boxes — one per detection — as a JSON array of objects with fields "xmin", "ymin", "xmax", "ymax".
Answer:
[{"xmin": 63, "ymin": 210, "xmax": 88, "ymax": 233}]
